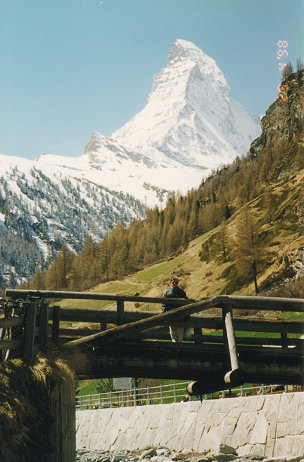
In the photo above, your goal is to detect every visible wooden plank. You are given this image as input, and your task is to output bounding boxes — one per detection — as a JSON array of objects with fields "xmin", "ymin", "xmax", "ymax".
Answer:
[
  {"xmin": 63, "ymin": 296, "xmax": 222, "ymax": 348},
  {"xmin": 59, "ymin": 328, "xmax": 101, "ymax": 337},
  {"xmin": 58, "ymin": 325, "xmax": 304, "ymax": 347},
  {"xmin": 117, "ymin": 300, "xmax": 124, "ymax": 326},
  {"xmin": 39, "ymin": 302, "xmax": 49, "ymax": 349},
  {"xmin": 195, "ymin": 335, "xmax": 304, "ymax": 347},
  {"xmin": 50, "ymin": 377, "xmax": 76, "ymax": 462},
  {"xmin": 281, "ymin": 332, "xmax": 288, "ymax": 348},
  {"xmin": 194, "ymin": 328, "xmax": 203, "ymax": 344},
  {"xmin": 76, "ymin": 342, "xmax": 304, "ymax": 385},
  {"xmin": 52, "ymin": 306, "xmax": 60, "ymax": 345},
  {"xmin": 220, "ymin": 295, "xmax": 304, "ymax": 312},
  {"xmin": 0, "ymin": 339, "xmax": 22, "ymax": 350},
  {"xmin": 5, "ymin": 289, "xmax": 194, "ymax": 306},
  {"xmin": 56, "ymin": 307, "xmax": 153, "ymax": 323},
  {"xmin": 5, "ymin": 290, "xmax": 304, "ymax": 313},
  {"xmin": 229, "ymin": 317, "xmax": 304, "ymax": 334},
  {"xmin": 167, "ymin": 316, "xmax": 304, "ymax": 333},
  {"xmin": 83, "ymin": 339, "xmax": 302, "ymax": 357},
  {"xmin": 54, "ymin": 308, "xmax": 304, "ymax": 333},
  {"xmin": 23, "ymin": 302, "xmax": 37, "ymax": 361},
  {"xmin": 0, "ymin": 317, "xmax": 23, "ymax": 328}
]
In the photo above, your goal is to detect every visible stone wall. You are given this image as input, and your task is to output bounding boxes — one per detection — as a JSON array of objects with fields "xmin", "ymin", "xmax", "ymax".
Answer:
[{"xmin": 76, "ymin": 392, "xmax": 304, "ymax": 458}]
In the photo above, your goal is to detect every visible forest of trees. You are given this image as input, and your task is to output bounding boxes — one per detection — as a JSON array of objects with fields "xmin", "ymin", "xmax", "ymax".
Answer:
[{"xmin": 23, "ymin": 69, "xmax": 304, "ymax": 293}]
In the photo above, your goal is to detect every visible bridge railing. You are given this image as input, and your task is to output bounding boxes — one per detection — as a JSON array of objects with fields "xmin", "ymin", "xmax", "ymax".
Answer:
[
  {"xmin": 75, "ymin": 381, "xmax": 304, "ymax": 411},
  {"xmin": 76, "ymin": 381, "xmax": 189, "ymax": 410},
  {"xmin": 2, "ymin": 290, "xmax": 304, "ymax": 382}
]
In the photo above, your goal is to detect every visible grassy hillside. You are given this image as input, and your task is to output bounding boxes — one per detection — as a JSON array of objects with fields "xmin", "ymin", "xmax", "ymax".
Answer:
[{"xmin": 60, "ymin": 166, "xmax": 304, "ymax": 311}]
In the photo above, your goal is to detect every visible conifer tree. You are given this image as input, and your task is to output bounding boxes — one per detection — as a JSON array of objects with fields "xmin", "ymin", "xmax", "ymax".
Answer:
[
  {"xmin": 45, "ymin": 259, "xmax": 59, "ymax": 290},
  {"xmin": 231, "ymin": 208, "xmax": 271, "ymax": 294},
  {"xmin": 224, "ymin": 204, "xmax": 231, "ymax": 220},
  {"xmin": 282, "ymin": 62, "xmax": 293, "ymax": 80},
  {"xmin": 30, "ymin": 269, "xmax": 45, "ymax": 290},
  {"xmin": 296, "ymin": 58, "xmax": 303, "ymax": 72},
  {"xmin": 215, "ymin": 222, "xmax": 230, "ymax": 262},
  {"xmin": 45, "ymin": 245, "xmax": 74, "ymax": 290}
]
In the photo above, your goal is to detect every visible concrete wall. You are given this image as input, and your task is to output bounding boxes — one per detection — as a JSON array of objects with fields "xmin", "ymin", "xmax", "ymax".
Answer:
[{"xmin": 76, "ymin": 392, "xmax": 304, "ymax": 458}]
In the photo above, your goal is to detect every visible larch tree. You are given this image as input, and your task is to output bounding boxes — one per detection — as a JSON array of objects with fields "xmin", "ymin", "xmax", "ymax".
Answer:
[
  {"xmin": 214, "ymin": 221, "xmax": 230, "ymax": 262},
  {"xmin": 55, "ymin": 245, "xmax": 74, "ymax": 290},
  {"xmin": 30, "ymin": 269, "xmax": 45, "ymax": 290},
  {"xmin": 231, "ymin": 208, "xmax": 271, "ymax": 294}
]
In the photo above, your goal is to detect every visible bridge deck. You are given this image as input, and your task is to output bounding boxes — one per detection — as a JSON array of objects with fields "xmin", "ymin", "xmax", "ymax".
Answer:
[
  {"xmin": 2, "ymin": 290, "xmax": 304, "ymax": 393},
  {"xmin": 76, "ymin": 340, "xmax": 303, "ymax": 391}
]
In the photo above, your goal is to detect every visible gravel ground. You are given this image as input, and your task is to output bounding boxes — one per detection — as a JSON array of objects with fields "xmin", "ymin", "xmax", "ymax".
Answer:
[{"xmin": 76, "ymin": 446, "xmax": 304, "ymax": 462}]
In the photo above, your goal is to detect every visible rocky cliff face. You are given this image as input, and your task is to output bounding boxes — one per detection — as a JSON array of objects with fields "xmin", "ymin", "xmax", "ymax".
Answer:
[
  {"xmin": 246, "ymin": 70, "xmax": 304, "ymax": 294},
  {"xmin": 249, "ymin": 70, "xmax": 304, "ymax": 161}
]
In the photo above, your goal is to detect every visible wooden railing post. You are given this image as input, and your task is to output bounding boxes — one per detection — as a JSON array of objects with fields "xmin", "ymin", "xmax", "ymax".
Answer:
[
  {"xmin": 117, "ymin": 300, "xmax": 124, "ymax": 326},
  {"xmin": 222, "ymin": 304, "xmax": 246, "ymax": 386},
  {"xmin": 39, "ymin": 302, "xmax": 49, "ymax": 350},
  {"xmin": 52, "ymin": 306, "xmax": 60, "ymax": 345},
  {"xmin": 223, "ymin": 305, "xmax": 239, "ymax": 370},
  {"xmin": 23, "ymin": 302, "xmax": 38, "ymax": 361},
  {"xmin": 194, "ymin": 327, "xmax": 203, "ymax": 344},
  {"xmin": 281, "ymin": 332, "xmax": 288, "ymax": 348}
]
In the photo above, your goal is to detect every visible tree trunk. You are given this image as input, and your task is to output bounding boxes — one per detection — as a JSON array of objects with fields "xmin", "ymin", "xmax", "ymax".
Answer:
[{"xmin": 252, "ymin": 259, "xmax": 259, "ymax": 294}]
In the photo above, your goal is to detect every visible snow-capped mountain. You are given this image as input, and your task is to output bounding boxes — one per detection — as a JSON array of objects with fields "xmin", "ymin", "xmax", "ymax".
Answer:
[
  {"xmin": 0, "ymin": 39, "xmax": 261, "ymax": 287},
  {"xmin": 82, "ymin": 39, "xmax": 260, "ymax": 204},
  {"xmin": 112, "ymin": 39, "xmax": 260, "ymax": 167}
]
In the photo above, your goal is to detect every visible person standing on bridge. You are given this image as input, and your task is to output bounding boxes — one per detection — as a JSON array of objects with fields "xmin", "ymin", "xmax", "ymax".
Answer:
[{"xmin": 162, "ymin": 276, "xmax": 189, "ymax": 342}]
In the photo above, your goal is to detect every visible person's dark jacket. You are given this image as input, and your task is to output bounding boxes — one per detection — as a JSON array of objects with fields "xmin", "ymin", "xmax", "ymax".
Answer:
[{"xmin": 162, "ymin": 286, "xmax": 189, "ymax": 320}]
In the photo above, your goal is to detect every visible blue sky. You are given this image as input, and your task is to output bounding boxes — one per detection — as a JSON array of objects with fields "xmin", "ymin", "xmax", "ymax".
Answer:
[{"xmin": 0, "ymin": 0, "xmax": 303, "ymax": 159}]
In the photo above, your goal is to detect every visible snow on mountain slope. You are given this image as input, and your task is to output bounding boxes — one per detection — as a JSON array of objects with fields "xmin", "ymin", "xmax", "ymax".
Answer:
[
  {"xmin": 111, "ymin": 39, "xmax": 260, "ymax": 168},
  {"xmin": 0, "ymin": 153, "xmax": 145, "ymax": 287}
]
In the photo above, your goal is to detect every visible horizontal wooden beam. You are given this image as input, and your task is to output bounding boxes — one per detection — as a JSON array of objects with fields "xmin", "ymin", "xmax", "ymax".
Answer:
[
  {"xmin": 196, "ymin": 335, "xmax": 304, "ymax": 347},
  {"xmin": 220, "ymin": 295, "xmax": 304, "ymax": 312},
  {"xmin": 5, "ymin": 289, "xmax": 194, "ymax": 306},
  {"xmin": 76, "ymin": 342, "xmax": 304, "ymax": 385},
  {"xmin": 6, "ymin": 290, "xmax": 304, "ymax": 312},
  {"xmin": 54, "ymin": 307, "xmax": 304, "ymax": 334},
  {"xmin": 0, "ymin": 339, "xmax": 22, "ymax": 350},
  {"xmin": 0, "ymin": 317, "xmax": 23, "ymax": 328},
  {"xmin": 58, "ymin": 329, "xmax": 304, "ymax": 350}
]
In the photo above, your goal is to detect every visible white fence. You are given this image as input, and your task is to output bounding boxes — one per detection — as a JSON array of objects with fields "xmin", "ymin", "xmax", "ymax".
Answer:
[{"xmin": 75, "ymin": 381, "xmax": 303, "ymax": 411}]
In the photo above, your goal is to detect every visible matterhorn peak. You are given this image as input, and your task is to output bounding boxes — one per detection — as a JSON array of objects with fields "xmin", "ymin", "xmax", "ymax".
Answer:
[
  {"xmin": 111, "ymin": 39, "xmax": 259, "ymax": 165},
  {"xmin": 167, "ymin": 39, "xmax": 227, "ymax": 89},
  {"xmin": 167, "ymin": 39, "xmax": 201, "ymax": 65}
]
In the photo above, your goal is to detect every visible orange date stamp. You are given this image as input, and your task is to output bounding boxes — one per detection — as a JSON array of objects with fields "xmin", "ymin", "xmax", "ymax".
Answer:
[{"xmin": 277, "ymin": 83, "xmax": 288, "ymax": 102}]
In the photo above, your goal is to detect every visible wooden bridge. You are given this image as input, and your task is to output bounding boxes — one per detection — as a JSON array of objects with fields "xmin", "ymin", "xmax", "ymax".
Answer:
[{"xmin": 2, "ymin": 289, "xmax": 304, "ymax": 394}]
